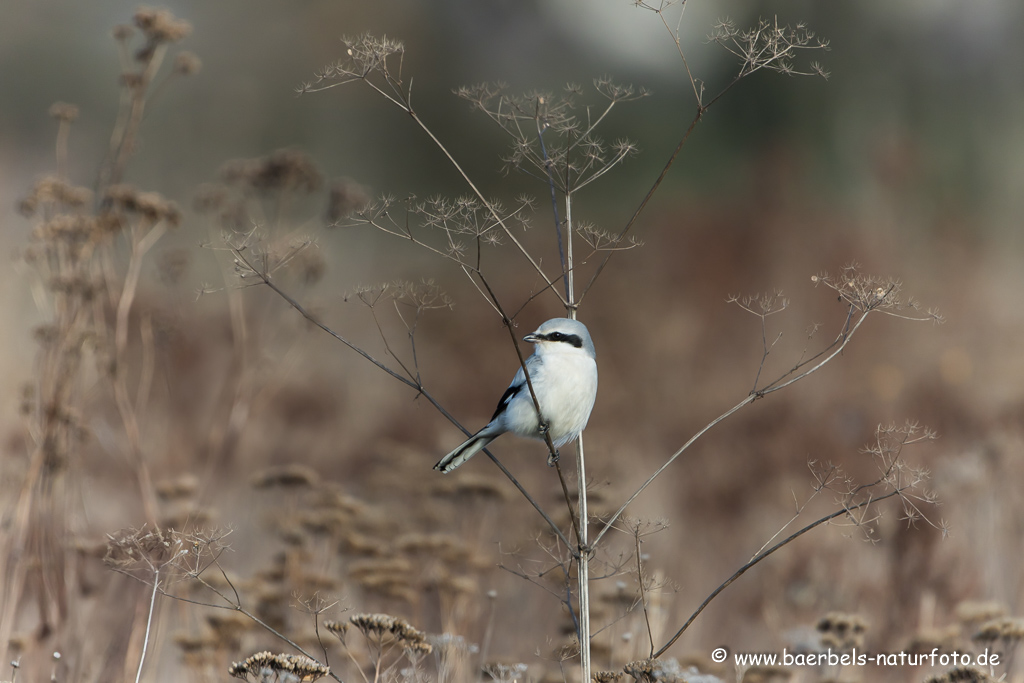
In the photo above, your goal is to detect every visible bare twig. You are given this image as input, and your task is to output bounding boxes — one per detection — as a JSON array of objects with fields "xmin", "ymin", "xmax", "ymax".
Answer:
[
  {"xmin": 593, "ymin": 302, "xmax": 875, "ymax": 547},
  {"xmin": 635, "ymin": 531, "xmax": 655, "ymax": 658},
  {"xmin": 234, "ymin": 251, "xmax": 575, "ymax": 551},
  {"xmin": 654, "ymin": 489, "xmax": 902, "ymax": 657}
]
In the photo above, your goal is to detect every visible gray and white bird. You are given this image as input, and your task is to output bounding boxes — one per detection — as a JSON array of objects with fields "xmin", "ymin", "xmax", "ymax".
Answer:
[{"xmin": 434, "ymin": 318, "xmax": 598, "ymax": 473}]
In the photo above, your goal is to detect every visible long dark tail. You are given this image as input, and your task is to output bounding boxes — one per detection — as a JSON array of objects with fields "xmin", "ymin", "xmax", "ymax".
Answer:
[{"xmin": 433, "ymin": 433, "xmax": 495, "ymax": 473}]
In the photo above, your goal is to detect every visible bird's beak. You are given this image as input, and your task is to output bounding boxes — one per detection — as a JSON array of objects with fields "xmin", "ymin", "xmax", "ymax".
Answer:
[{"xmin": 523, "ymin": 332, "xmax": 540, "ymax": 343}]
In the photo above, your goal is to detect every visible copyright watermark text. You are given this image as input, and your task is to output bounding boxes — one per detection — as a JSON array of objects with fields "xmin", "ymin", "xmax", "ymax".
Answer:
[{"xmin": 712, "ymin": 646, "xmax": 1001, "ymax": 668}]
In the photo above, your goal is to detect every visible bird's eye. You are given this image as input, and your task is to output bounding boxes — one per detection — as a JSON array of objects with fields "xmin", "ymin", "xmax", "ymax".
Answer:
[{"xmin": 549, "ymin": 332, "xmax": 563, "ymax": 341}]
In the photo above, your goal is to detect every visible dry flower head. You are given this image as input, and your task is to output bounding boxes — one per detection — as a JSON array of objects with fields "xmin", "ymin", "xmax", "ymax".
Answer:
[
  {"xmin": 221, "ymin": 149, "xmax": 323, "ymax": 196},
  {"xmin": 972, "ymin": 616, "xmax": 1024, "ymax": 643},
  {"xmin": 340, "ymin": 613, "xmax": 433, "ymax": 654},
  {"xmin": 228, "ymin": 651, "xmax": 330, "ymax": 682},
  {"xmin": 923, "ymin": 666, "xmax": 993, "ymax": 683},
  {"xmin": 133, "ymin": 7, "xmax": 192, "ymax": 44},
  {"xmin": 816, "ymin": 612, "xmax": 867, "ymax": 650}
]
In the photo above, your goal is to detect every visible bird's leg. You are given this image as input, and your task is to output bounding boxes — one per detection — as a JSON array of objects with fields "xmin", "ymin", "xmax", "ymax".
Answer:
[{"xmin": 538, "ymin": 420, "xmax": 560, "ymax": 466}]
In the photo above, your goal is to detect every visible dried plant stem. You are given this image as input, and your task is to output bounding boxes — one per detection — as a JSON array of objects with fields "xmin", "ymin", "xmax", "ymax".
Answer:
[
  {"xmin": 748, "ymin": 465, "xmax": 834, "ymax": 561},
  {"xmin": 470, "ymin": 276, "xmax": 580, "ymax": 551},
  {"xmin": 111, "ymin": 223, "xmax": 167, "ymax": 526},
  {"xmin": 654, "ymin": 488, "xmax": 903, "ymax": 657},
  {"xmin": 156, "ymin": 566, "xmax": 346, "ymax": 683},
  {"xmin": 109, "ymin": 44, "xmax": 168, "ymax": 185},
  {"xmin": 482, "ymin": 450, "xmax": 572, "ymax": 550},
  {"xmin": 300, "ymin": 32, "xmax": 836, "ymax": 683},
  {"xmin": 243, "ymin": 259, "xmax": 574, "ymax": 550},
  {"xmin": 635, "ymin": 530, "xmax": 655, "ymax": 657},
  {"xmin": 579, "ymin": 105, "xmax": 703, "ymax": 305},
  {"xmin": 55, "ymin": 118, "xmax": 72, "ymax": 180},
  {"xmin": 114, "ymin": 224, "xmax": 166, "ymax": 353},
  {"xmin": 579, "ymin": 22, "xmax": 797, "ymax": 305},
  {"xmin": 648, "ymin": 0, "xmax": 702, "ymax": 103},
  {"xmin": 0, "ymin": 452, "xmax": 49, "ymax": 660},
  {"xmin": 544, "ymin": 139, "xmax": 592, "ymax": 681},
  {"xmin": 552, "ymin": 460, "xmax": 581, "ymax": 547},
  {"xmin": 593, "ymin": 305, "xmax": 874, "ymax": 547},
  {"xmin": 371, "ymin": 646, "xmax": 382, "ymax": 683},
  {"xmin": 135, "ymin": 567, "xmax": 160, "ymax": 683},
  {"xmin": 203, "ymin": 229, "xmax": 256, "ymax": 473},
  {"xmin": 565, "ymin": 193, "xmax": 575, "ymax": 307},
  {"xmin": 575, "ymin": 436, "xmax": 592, "ymax": 683},
  {"xmin": 317, "ymin": 65, "xmax": 567, "ymax": 305},
  {"xmin": 536, "ymin": 120, "xmax": 593, "ymax": 680},
  {"xmin": 341, "ymin": 644, "xmax": 371, "ymax": 683},
  {"xmin": 256, "ymin": 266, "xmax": 420, "ymax": 390},
  {"xmin": 536, "ymin": 118, "xmax": 569, "ymax": 302},
  {"xmin": 404, "ymin": 108, "xmax": 562, "ymax": 303}
]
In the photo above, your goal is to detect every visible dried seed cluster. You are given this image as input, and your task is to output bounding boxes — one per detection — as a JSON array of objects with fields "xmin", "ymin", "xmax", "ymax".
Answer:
[
  {"xmin": 327, "ymin": 613, "xmax": 433, "ymax": 655},
  {"xmin": 816, "ymin": 611, "xmax": 868, "ymax": 651},
  {"xmin": 228, "ymin": 651, "xmax": 329, "ymax": 682}
]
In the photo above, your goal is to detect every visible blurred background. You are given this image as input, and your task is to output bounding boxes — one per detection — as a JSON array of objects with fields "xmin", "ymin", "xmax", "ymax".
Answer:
[{"xmin": 2, "ymin": 1, "xmax": 1024, "ymax": 682}]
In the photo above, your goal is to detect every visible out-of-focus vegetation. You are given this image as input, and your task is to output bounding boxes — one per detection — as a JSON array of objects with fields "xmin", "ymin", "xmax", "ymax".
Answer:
[{"xmin": 2, "ymin": 2, "xmax": 1023, "ymax": 683}]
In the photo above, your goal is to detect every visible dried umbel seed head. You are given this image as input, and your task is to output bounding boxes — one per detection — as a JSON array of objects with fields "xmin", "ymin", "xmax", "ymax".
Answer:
[
  {"xmin": 104, "ymin": 526, "xmax": 180, "ymax": 569},
  {"xmin": 133, "ymin": 7, "xmax": 192, "ymax": 44},
  {"xmin": 924, "ymin": 666, "xmax": 993, "ymax": 683},
  {"xmin": 174, "ymin": 51, "xmax": 202, "ymax": 76},
  {"xmin": 484, "ymin": 663, "xmax": 528, "ymax": 683},
  {"xmin": 347, "ymin": 557, "xmax": 413, "ymax": 598},
  {"xmin": 339, "ymin": 531, "xmax": 383, "ymax": 557},
  {"xmin": 157, "ymin": 248, "xmax": 191, "ymax": 286},
  {"xmin": 250, "ymin": 464, "xmax": 319, "ymax": 489},
  {"xmin": 49, "ymin": 102, "xmax": 80, "ymax": 123},
  {"xmin": 33, "ymin": 215, "xmax": 97, "ymax": 246},
  {"xmin": 623, "ymin": 660, "xmax": 656, "ymax": 683},
  {"xmin": 324, "ymin": 620, "xmax": 348, "ymax": 639},
  {"xmin": 906, "ymin": 626, "xmax": 962, "ymax": 655},
  {"xmin": 740, "ymin": 664, "xmax": 791, "ymax": 683},
  {"xmin": 112, "ymin": 24, "xmax": 135, "ymax": 42},
  {"xmin": 345, "ymin": 613, "xmax": 433, "ymax": 653},
  {"xmin": 119, "ymin": 72, "xmax": 145, "ymax": 90},
  {"xmin": 229, "ymin": 651, "xmax": 273, "ymax": 678},
  {"xmin": 396, "ymin": 533, "xmax": 470, "ymax": 559},
  {"xmin": 19, "ymin": 176, "xmax": 92, "ymax": 216},
  {"xmin": 280, "ymin": 246, "xmax": 325, "ymax": 286},
  {"xmin": 296, "ymin": 508, "xmax": 351, "ymax": 536},
  {"xmin": 622, "ymin": 659, "xmax": 706, "ymax": 683},
  {"xmin": 102, "ymin": 185, "xmax": 181, "ymax": 226},
  {"xmin": 192, "ymin": 183, "xmax": 227, "ymax": 213},
  {"xmin": 955, "ymin": 600, "xmax": 1007, "ymax": 626},
  {"xmin": 816, "ymin": 612, "xmax": 868, "ymax": 650},
  {"xmin": 155, "ymin": 474, "xmax": 199, "ymax": 501},
  {"xmin": 221, "ymin": 149, "xmax": 323, "ymax": 195},
  {"xmin": 206, "ymin": 612, "xmax": 252, "ymax": 650},
  {"xmin": 326, "ymin": 177, "xmax": 370, "ymax": 223},
  {"xmin": 432, "ymin": 473, "xmax": 511, "ymax": 501},
  {"xmin": 228, "ymin": 651, "xmax": 330, "ymax": 681},
  {"xmin": 281, "ymin": 654, "xmax": 330, "ymax": 679},
  {"xmin": 136, "ymin": 191, "xmax": 182, "ymax": 225},
  {"xmin": 973, "ymin": 617, "xmax": 1024, "ymax": 643}
]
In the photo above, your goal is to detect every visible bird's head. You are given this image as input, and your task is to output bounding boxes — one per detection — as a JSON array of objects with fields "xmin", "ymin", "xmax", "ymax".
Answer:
[{"xmin": 523, "ymin": 318, "xmax": 596, "ymax": 359}]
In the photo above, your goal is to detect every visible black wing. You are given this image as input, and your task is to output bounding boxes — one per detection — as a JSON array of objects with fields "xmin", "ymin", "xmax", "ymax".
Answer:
[{"xmin": 490, "ymin": 382, "xmax": 522, "ymax": 422}]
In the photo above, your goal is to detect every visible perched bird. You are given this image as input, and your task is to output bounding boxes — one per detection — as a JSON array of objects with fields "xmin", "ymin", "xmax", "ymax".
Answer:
[{"xmin": 434, "ymin": 318, "xmax": 598, "ymax": 473}]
